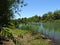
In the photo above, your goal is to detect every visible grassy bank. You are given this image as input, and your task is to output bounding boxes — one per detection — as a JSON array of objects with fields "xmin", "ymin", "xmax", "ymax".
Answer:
[
  {"xmin": 40, "ymin": 20, "xmax": 60, "ymax": 23},
  {"xmin": 2, "ymin": 27, "xmax": 52, "ymax": 45}
]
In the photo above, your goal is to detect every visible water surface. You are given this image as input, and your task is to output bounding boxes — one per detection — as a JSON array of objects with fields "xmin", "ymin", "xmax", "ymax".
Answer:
[
  {"xmin": 19, "ymin": 22, "xmax": 60, "ymax": 45},
  {"xmin": 38, "ymin": 22, "xmax": 60, "ymax": 45}
]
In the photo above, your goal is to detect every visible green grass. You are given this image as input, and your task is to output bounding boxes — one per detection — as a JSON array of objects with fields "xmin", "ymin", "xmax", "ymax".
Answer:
[
  {"xmin": 54, "ymin": 20, "xmax": 60, "ymax": 23},
  {"xmin": 3, "ymin": 27, "xmax": 29, "ymax": 36},
  {"xmin": 3, "ymin": 27, "xmax": 51, "ymax": 45},
  {"xmin": 41, "ymin": 19, "xmax": 60, "ymax": 23},
  {"xmin": 32, "ymin": 39, "xmax": 50, "ymax": 45}
]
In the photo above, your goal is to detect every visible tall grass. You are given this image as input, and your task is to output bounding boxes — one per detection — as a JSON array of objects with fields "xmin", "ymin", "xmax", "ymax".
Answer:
[{"xmin": 19, "ymin": 24, "xmax": 39, "ymax": 34}]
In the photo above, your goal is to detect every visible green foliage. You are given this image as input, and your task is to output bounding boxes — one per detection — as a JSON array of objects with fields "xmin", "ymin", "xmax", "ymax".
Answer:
[
  {"xmin": 53, "ymin": 10, "xmax": 60, "ymax": 19},
  {"xmin": 4, "ymin": 27, "xmax": 29, "ymax": 36},
  {"xmin": 20, "ymin": 24, "xmax": 39, "ymax": 33},
  {"xmin": 17, "ymin": 15, "xmax": 41, "ymax": 23},
  {"xmin": 0, "ymin": 0, "xmax": 27, "ymax": 27},
  {"xmin": 16, "ymin": 10, "xmax": 60, "ymax": 23},
  {"xmin": 42, "ymin": 10, "xmax": 60, "ymax": 21},
  {"xmin": 0, "ymin": 0, "xmax": 27, "ymax": 44}
]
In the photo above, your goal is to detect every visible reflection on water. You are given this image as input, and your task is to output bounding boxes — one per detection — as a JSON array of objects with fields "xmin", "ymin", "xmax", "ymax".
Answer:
[
  {"xmin": 19, "ymin": 22, "xmax": 60, "ymax": 45},
  {"xmin": 38, "ymin": 22, "xmax": 60, "ymax": 45}
]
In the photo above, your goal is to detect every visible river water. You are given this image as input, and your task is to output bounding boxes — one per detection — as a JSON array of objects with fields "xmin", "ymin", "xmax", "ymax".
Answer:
[
  {"xmin": 38, "ymin": 22, "xmax": 60, "ymax": 45},
  {"xmin": 19, "ymin": 22, "xmax": 60, "ymax": 45}
]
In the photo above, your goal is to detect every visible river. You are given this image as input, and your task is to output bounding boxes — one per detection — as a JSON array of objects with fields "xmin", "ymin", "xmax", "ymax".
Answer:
[
  {"xmin": 19, "ymin": 22, "xmax": 60, "ymax": 45},
  {"xmin": 38, "ymin": 22, "xmax": 60, "ymax": 45}
]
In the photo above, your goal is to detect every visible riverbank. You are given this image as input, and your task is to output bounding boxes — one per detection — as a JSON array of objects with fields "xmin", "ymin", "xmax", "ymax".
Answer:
[
  {"xmin": 1, "ymin": 27, "xmax": 54, "ymax": 45},
  {"xmin": 40, "ymin": 20, "xmax": 60, "ymax": 23}
]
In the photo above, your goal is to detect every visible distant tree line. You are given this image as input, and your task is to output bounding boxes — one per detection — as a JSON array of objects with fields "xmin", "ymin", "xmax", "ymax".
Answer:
[
  {"xmin": 42, "ymin": 10, "xmax": 60, "ymax": 20},
  {"xmin": 15, "ymin": 10, "xmax": 60, "ymax": 24},
  {"xmin": 17, "ymin": 15, "xmax": 41, "ymax": 23},
  {"xmin": 11, "ymin": 10, "xmax": 60, "ymax": 28}
]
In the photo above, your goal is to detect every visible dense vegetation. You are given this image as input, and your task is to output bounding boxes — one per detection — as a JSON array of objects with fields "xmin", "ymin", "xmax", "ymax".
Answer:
[
  {"xmin": 0, "ymin": 0, "xmax": 27, "ymax": 45},
  {"xmin": 15, "ymin": 10, "xmax": 60, "ymax": 24},
  {"xmin": 42, "ymin": 10, "xmax": 60, "ymax": 22},
  {"xmin": 0, "ymin": 0, "xmax": 60, "ymax": 45},
  {"xmin": 0, "ymin": 0, "xmax": 27, "ymax": 29}
]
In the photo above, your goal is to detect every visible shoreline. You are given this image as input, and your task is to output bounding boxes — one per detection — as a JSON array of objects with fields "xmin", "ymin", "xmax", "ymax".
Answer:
[
  {"xmin": 1, "ymin": 28, "xmax": 55, "ymax": 45},
  {"xmin": 40, "ymin": 33, "xmax": 55, "ymax": 45}
]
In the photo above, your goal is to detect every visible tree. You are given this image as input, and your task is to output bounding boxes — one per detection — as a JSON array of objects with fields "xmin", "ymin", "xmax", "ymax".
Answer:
[
  {"xmin": 47, "ymin": 12, "xmax": 54, "ymax": 20},
  {"xmin": 42, "ymin": 13, "xmax": 49, "ymax": 20},
  {"xmin": 42, "ymin": 12, "xmax": 55, "ymax": 21},
  {"xmin": 0, "ymin": 0, "xmax": 27, "ymax": 31},
  {"xmin": 53, "ymin": 10, "xmax": 60, "ymax": 19}
]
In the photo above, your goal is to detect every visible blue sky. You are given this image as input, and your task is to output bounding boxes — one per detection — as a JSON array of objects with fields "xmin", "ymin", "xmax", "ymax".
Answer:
[{"xmin": 16, "ymin": 0, "xmax": 60, "ymax": 18}]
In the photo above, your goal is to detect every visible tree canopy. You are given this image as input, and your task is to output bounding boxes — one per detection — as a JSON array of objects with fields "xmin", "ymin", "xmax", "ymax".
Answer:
[
  {"xmin": 42, "ymin": 10, "xmax": 60, "ymax": 20},
  {"xmin": 16, "ymin": 10, "xmax": 60, "ymax": 24},
  {"xmin": 0, "ymin": 0, "xmax": 27, "ymax": 27}
]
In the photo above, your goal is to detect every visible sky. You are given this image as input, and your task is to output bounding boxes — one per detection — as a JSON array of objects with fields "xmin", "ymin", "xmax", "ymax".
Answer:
[{"xmin": 15, "ymin": 0, "xmax": 60, "ymax": 18}]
